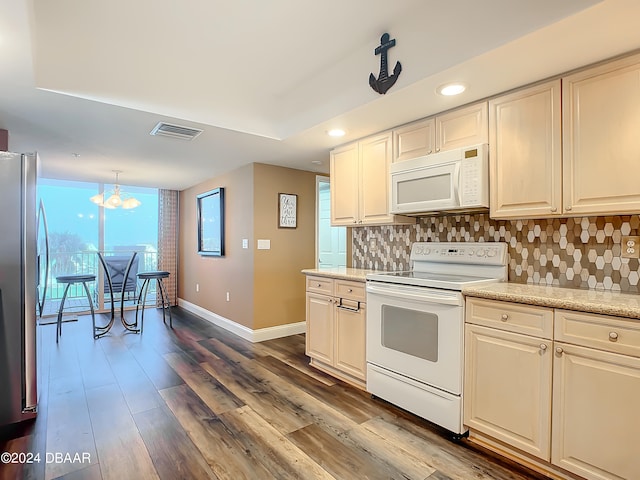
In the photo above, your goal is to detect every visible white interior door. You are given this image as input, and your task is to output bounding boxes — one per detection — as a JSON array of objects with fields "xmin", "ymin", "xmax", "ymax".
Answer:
[{"xmin": 317, "ymin": 176, "xmax": 346, "ymax": 268}]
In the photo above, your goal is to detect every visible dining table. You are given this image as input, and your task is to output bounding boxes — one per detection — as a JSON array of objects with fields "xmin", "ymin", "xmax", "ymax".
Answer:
[{"xmin": 94, "ymin": 251, "xmax": 140, "ymax": 337}]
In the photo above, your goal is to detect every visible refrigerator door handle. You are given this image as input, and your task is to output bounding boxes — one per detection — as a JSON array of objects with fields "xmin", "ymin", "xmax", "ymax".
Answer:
[{"xmin": 22, "ymin": 153, "xmax": 38, "ymax": 413}]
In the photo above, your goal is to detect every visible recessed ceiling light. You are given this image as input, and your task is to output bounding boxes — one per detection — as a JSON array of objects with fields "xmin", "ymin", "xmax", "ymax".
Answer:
[
  {"xmin": 311, "ymin": 160, "xmax": 322, "ymax": 165},
  {"xmin": 437, "ymin": 83, "xmax": 466, "ymax": 96},
  {"xmin": 72, "ymin": 153, "xmax": 81, "ymax": 157},
  {"xmin": 327, "ymin": 129, "xmax": 346, "ymax": 137}
]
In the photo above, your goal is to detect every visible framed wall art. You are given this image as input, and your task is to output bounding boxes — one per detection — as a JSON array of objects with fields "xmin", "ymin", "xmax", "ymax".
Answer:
[
  {"xmin": 197, "ymin": 187, "xmax": 225, "ymax": 256},
  {"xmin": 278, "ymin": 193, "xmax": 297, "ymax": 228}
]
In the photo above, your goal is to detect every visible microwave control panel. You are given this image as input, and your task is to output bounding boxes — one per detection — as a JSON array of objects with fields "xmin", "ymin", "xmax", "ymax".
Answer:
[{"xmin": 460, "ymin": 148, "xmax": 489, "ymax": 208}]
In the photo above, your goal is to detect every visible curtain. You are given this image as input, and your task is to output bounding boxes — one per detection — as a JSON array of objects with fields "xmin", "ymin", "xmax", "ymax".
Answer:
[{"xmin": 157, "ymin": 189, "xmax": 179, "ymax": 306}]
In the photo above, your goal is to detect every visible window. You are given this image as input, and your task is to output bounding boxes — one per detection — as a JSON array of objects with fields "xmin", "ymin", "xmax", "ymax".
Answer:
[{"xmin": 37, "ymin": 178, "xmax": 159, "ymax": 315}]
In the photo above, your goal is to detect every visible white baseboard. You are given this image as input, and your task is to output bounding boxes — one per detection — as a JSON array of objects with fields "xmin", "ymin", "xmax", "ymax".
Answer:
[{"xmin": 177, "ymin": 298, "xmax": 306, "ymax": 343}]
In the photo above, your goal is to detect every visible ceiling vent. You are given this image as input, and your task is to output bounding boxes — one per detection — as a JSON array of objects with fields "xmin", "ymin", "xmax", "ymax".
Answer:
[{"xmin": 150, "ymin": 122, "xmax": 203, "ymax": 140}]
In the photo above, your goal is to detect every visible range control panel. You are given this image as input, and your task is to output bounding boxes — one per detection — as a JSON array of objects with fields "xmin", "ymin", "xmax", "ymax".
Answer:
[{"xmin": 410, "ymin": 242, "xmax": 508, "ymax": 265}]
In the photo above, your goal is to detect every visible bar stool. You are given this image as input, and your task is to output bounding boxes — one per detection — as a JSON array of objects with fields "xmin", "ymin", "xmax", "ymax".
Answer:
[
  {"xmin": 55, "ymin": 274, "xmax": 97, "ymax": 343},
  {"xmin": 135, "ymin": 271, "xmax": 172, "ymax": 332}
]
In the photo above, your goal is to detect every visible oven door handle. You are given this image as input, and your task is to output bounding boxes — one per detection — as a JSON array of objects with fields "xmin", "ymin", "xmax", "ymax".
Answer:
[{"xmin": 366, "ymin": 284, "xmax": 462, "ymax": 306}]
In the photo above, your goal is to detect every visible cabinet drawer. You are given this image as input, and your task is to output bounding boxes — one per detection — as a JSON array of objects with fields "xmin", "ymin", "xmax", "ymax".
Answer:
[
  {"xmin": 555, "ymin": 309, "xmax": 640, "ymax": 357},
  {"xmin": 306, "ymin": 276, "xmax": 334, "ymax": 295},
  {"xmin": 335, "ymin": 280, "xmax": 365, "ymax": 302},
  {"xmin": 465, "ymin": 297, "xmax": 553, "ymax": 339}
]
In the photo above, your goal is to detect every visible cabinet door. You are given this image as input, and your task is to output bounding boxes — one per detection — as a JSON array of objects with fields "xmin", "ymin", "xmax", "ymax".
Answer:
[
  {"xmin": 329, "ymin": 142, "xmax": 359, "ymax": 226},
  {"xmin": 359, "ymin": 132, "xmax": 396, "ymax": 225},
  {"xmin": 489, "ymin": 80, "xmax": 562, "ymax": 219},
  {"xmin": 552, "ymin": 343, "xmax": 640, "ymax": 480},
  {"xmin": 306, "ymin": 292, "xmax": 334, "ymax": 364},
  {"xmin": 563, "ymin": 53, "xmax": 640, "ymax": 215},
  {"xmin": 392, "ymin": 118, "xmax": 435, "ymax": 162},
  {"xmin": 464, "ymin": 324, "xmax": 552, "ymax": 460},
  {"xmin": 335, "ymin": 302, "xmax": 366, "ymax": 381},
  {"xmin": 436, "ymin": 102, "xmax": 488, "ymax": 152}
]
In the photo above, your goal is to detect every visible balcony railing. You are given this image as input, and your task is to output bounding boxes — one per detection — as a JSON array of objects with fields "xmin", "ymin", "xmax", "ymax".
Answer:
[{"xmin": 40, "ymin": 249, "xmax": 158, "ymax": 317}]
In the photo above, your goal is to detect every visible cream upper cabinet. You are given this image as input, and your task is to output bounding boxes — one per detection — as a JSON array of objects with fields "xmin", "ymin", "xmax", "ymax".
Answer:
[
  {"xmin": 464, "ymin": 299, "xmax": 552, "ymax": 460},
  {"xmin": 563, "ymin": 53, "xmax": 640, "ymax": 215},
  {"xmin": 393, "ymin": 102, "xmax": 488, "ymax": 162},
  {"xmin": 329, "ymin": 142, "xmax": 359, "ymax": 225},
  {"xmin": 436, "ymin": 102, "xmax": 488, "ymax": 152},
  {"xmin": 392, "ymin": 118, "xmax": 436, "ymax": 162},
  {"xmin": 330, "ymin": 132, "xmax": 414, "ymax": 226},
  {"xmin": 489, "ymin": 80, "xmax": 562, "ymax": 219}
]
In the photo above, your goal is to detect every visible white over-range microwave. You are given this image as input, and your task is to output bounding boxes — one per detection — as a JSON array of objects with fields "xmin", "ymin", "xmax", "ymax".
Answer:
[{"xmin": 389, "ymin": 143, "xmax": 489, "ymax": 215}]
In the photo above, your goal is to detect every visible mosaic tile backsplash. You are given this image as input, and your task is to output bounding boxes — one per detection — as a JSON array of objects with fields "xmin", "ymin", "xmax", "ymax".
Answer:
[{"xmin": 352, "ymin": 214, "xmax": 640, "ymax": 293}]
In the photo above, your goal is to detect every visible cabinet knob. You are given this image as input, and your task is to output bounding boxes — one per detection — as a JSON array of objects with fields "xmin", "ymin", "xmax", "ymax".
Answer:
[
  {"xmin": 540, "ymin": 343, "xmax": 547, "ymax": 351},
  {"xmin": 347, "ymin": 288, "xmax": 353, "ymax": 293},
  {"xmin": 501, "ymin": 313, "xmax": 509, "ymax": 321},
  {"xmin": 317, "ymin": 283, "xmax": 321, "ymax": 287},
  {"xmin": 550, "ymin": 207, "xmax": 557, "ymax": 213},
  {"xmin": 435, "ymin": 148, "xmax": 440, "ymax": 153},
  {"xmin": 565, "ymin": 206, "xmax": 572, "ymax": 211},
  {"xmin": 609, "ymin": 331, "xmax": 619, "ymax": 341},
  {"xmin": 555, "ymin": 347, "xmax": 564, "ymax": 355}
]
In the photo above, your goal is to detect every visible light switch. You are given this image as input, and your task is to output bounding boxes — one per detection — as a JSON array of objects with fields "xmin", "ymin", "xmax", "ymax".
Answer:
[
  {"xmin": 242, "ymin": 239, "xmax": 248, "ymax": 249},
  {"xmin": 257, "ymin": 239, "xmax": 271, "ymax": 250}
]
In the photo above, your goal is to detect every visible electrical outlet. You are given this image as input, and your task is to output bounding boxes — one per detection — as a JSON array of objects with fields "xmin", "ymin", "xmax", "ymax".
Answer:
[
  {"xmin": 622, "ymin": 236, "xmax": 640, "ymax": 258},
  {"xmin": 369, "ymin": 238, "xmax": 377, "ymax": 252}
]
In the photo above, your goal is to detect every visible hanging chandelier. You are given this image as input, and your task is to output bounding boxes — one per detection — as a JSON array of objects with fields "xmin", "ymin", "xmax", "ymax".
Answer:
[{"xmin": 90, "ymin": 170, "xmax": 142, "ymax": 209}]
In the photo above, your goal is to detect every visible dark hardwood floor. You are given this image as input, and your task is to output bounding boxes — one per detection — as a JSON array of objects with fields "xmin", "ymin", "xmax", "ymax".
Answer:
[{"xmin": 0, "ymin": 307, "xmax": 548, "ymax": 480}]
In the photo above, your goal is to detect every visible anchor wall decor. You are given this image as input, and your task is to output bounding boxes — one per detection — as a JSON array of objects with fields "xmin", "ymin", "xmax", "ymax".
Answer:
[{"xmin": 369, "ymin": 32, "xmax": 402, "ymax": 95}]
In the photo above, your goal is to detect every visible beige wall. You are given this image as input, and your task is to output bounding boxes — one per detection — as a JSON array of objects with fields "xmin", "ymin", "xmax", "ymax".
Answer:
[
  {"xmin": 179, "ymin": 164, "xmax": 255, "ymax": 329},
  {"xmin": 253, "ymin": 163, "xmax": 316, "ymax": 329},
  {"xmin": 178, "ymin": 163, "xmax": 316, "ymax": 331}
]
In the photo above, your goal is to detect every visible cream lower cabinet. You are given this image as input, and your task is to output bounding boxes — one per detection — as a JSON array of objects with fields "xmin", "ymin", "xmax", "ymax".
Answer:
[
  {"xmin": 465, "ymin": 324, "xmax": 552, "ymax": 460},
  {"xmin": 465, "ymin": 298, "xmax": 640, "ymax": 480},
  {"xmin": 305, "ymin": 275, "xmax": 366, "ymax": 388},
  {"xmin": 464, "ymin": 298, "xmax": 553, "ymax": 460},
  {"xmin": 552, "ymin": 310, "xmax": 640, "ymax": 480}
]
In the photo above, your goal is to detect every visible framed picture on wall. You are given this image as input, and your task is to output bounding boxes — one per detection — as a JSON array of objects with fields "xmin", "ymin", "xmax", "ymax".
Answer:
[
  {"xmin": 278, "ymin": 193, "xmax": 297, "ymax": 228},
  {"xmin": 197, "ymin": 187, "xmax": 225, "ymax": 256}
]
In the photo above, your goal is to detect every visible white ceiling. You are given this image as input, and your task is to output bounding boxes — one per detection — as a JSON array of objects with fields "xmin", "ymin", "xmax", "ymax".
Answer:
[{"xmin": 1, "ymin": 0, "xmax": 640, "ymax": 190}]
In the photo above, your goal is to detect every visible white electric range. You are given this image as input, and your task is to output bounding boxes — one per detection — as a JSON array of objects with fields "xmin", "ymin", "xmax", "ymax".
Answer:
[{"xmin": 365, "ymin": 241, "xmax": 508, "ymax": 436}]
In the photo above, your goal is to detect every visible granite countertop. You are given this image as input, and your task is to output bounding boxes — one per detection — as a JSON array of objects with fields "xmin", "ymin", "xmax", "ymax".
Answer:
[
  {"xmin": 463, "ymin": 282, "xmax": 640, "ymax": 319},
  {"xmin": 301, "ymin": 267, "xmax": 377, "ymax": 282}
]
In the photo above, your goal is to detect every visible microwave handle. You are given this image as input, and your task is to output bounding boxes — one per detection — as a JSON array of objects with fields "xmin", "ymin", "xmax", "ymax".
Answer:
[{"xmin": 453, "ymin": 162, "xmax": 461, "ymax": 206}]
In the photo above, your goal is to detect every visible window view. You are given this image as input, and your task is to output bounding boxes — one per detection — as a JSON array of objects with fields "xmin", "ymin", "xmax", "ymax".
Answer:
[{"xmin": 37, "ymin": 178, "xmax": 159, "ymax": 316}]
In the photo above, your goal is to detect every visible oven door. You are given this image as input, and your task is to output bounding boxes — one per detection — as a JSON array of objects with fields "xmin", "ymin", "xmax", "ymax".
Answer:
[{"xmin": 366, "ymin": 281, "xmax": 464, "ymax": 395}]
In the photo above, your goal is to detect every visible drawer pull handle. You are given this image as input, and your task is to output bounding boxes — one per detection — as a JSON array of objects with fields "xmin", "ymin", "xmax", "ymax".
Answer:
[
  {"xmin": 540, "ymin": 343, "xmax": 547, "ymax": 351},
  {"xmin": 609, "ymin": 332, "xmax": 619, "ymax": 341},
  {"xmin": 317, "ymin": 283, "xmax": 322, "ymax": 287},
  {"xmin": 347, "ymin": 288, "xmax": 353, "ymax": 293},
  {"xmin": 501, "ymin": 314, "xmax": 509, "ymax": 321},
  {"xmin": 555, "ymin": 347, "xmax": 564, "ymax": 355}
]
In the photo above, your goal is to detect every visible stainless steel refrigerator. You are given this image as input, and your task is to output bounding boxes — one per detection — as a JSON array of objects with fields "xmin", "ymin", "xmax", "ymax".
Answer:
[{"xmin": 0, "ymin": 151, "xmax": 38, "ymax": 427}]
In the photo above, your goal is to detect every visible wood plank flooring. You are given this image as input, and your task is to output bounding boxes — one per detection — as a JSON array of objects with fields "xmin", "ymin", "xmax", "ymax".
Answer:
[{"xmin": 0, "ymin": 307, "xmax": 549, "ymax": 480}]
